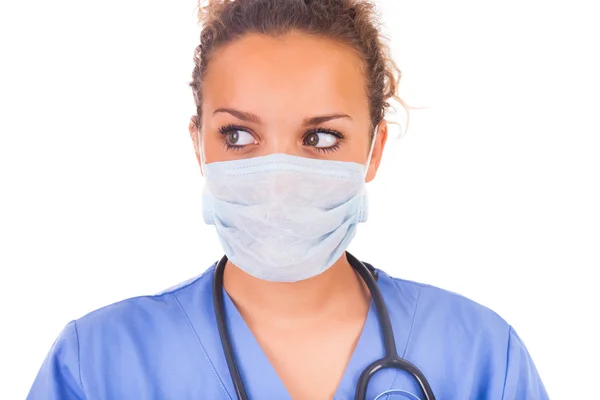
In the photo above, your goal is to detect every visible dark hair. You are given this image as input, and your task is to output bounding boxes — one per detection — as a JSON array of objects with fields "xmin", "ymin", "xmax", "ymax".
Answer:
[{"xmin": 189, "ymin": 0, "xmax": 406, "ymax": 136}]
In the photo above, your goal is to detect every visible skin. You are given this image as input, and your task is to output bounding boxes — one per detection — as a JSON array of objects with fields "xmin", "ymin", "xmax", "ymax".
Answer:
[{"xmin": 188, "ymin": 32, "xmax": 389, "ymax": 400}]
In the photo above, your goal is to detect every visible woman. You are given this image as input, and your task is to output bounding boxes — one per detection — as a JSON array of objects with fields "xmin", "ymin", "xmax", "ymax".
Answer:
[{"xmin": 28, "ymin": 0, "xmax": 548, "ymax": 399}]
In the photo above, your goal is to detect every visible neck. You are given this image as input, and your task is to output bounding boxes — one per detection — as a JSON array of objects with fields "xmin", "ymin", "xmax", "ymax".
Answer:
[{"xmin": 223, "ymin": 253, "xmax": 371, "ymax": 328}]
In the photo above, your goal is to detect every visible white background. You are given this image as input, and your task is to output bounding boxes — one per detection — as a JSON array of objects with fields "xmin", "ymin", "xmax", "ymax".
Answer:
[{"xmin": 1, "ymin": 0, "xmax": 598, "ymax": 398}]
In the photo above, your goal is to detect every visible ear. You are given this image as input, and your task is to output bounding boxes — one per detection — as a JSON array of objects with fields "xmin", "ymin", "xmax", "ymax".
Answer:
[
  {"xmin": 365, "ymin": 120, "xmax": 388, "ymax": 183},
  {"xmin": 188, "ymin": 115, "xmax": 204, "ymax": 175}
]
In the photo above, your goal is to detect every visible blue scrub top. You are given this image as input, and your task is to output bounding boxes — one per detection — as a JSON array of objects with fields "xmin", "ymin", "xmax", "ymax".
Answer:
[{"xmin": 28, "ymin": 263, "xmax": 549, "ymax": 399}]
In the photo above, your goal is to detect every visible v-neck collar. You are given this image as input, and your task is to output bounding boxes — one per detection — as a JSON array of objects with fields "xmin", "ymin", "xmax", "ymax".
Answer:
[
  {"xmin": 221, "ymin": 270, "xmax": 410, "ymax": 400},
  {"xmin": 177, "ymin": 265, "xmax": 417, "ymax": 400}
]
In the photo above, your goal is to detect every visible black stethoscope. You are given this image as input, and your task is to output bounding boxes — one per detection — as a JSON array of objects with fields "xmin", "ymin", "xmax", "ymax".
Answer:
[{"xmin": 212, "ymin": 252, "xmax": 436, "ymax": 400}]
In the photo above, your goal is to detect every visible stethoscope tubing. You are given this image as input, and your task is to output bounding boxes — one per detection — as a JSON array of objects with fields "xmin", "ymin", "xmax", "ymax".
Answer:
[
  {"xmin": 213, "ymin": 256, "xmax": 250, "ymax": 400},
  {"xmin": 212, "ymin": 253, "xmax": 436, "ymax": 400}
]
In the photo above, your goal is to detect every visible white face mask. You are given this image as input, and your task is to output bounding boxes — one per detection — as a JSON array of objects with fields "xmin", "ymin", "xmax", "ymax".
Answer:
[{"xmin": 201, "ymin": 128, "xmax": 377, "ymax": 282}]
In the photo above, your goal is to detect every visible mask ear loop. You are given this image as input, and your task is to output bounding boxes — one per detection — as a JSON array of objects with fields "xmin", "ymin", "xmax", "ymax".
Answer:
[
  {"xmin": 197, "ymin": 126, "xmax": 206, "ymax": 176},
  {"xmin": 364, "ymin": 124, "xmax": 379, "ymax": 179}
]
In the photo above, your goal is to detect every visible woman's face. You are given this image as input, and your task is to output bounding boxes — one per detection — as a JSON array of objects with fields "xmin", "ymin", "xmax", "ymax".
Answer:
[{"xmin": 189, "ymin": 32, "xmax": 388, "ymax": 182}]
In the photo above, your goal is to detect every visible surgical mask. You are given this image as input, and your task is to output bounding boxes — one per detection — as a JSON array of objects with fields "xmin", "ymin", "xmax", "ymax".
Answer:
[{"xmin": 201, "ymin": 129, "xmax": 377, "ymax": 282}]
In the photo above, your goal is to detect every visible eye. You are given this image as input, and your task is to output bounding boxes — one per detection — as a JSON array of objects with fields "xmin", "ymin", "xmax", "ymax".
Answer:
[
  {"xmin": 226, "ymin": 129, "xmax": 255, "ymax": 146},
  {"xmin": 219, "ymin": 125, "xmax": 257, "ymax": 148},
  {"xmin": 303, "ymin": 130, "xmax": 341, "ymax": 148}
]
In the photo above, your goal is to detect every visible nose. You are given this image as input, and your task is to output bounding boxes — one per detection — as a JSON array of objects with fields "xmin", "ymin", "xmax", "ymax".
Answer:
[{"xmin": 258, "ymin": 130, "xmax": 302, "ymax": 157}]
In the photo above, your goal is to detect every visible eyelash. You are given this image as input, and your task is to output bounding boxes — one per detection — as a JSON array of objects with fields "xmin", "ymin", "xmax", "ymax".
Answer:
[
  {"xmin": 304, "ymin": 128, "xmax": 344, "ymax": 153},
  {"xmin": 217, "ymin": 125, "xmax": 345, "ymax": 153},
  {"xmin": 218, "ymin": 124, "xmax": 249, "ymax": 152}
]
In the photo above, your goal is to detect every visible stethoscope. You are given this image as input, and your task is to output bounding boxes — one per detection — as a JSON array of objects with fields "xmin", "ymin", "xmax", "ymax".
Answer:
[{"xmin": 212, "ymin": 252, "xmax": 437, "ymax": 400}]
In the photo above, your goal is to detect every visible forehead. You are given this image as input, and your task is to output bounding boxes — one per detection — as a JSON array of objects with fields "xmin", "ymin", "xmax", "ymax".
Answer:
[{"xmin": 202, "ymin": 32, "xmax": 369, "ymax": 120}]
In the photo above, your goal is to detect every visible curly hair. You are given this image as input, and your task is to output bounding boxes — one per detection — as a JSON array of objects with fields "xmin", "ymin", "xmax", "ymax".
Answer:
[{"xmin": 189, "ymin": 0, "xmax": 407, "ymax": 137}]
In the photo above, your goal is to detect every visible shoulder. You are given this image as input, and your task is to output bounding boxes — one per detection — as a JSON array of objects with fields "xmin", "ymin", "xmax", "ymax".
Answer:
[
  {"xmin": 379, "ymin": 269, "xmax": 513, "ymax": 365},
  {"xmin": 28, "ymin": 265, "xmax": 222, "ymax": 398},
  {"xmin": 381, "ymin": 272, "xmax": 545, "ymax": 397},
  {"xmin": 388, "ymin": 277, "xmax": 550, "ymax": 398},
  {"xmin": 73, "ymin": 265, "xmax": 215, "ymax": 337},
  {"xmin": 389, "ymin": 273, "xmax": 510, "ymax": 333}
]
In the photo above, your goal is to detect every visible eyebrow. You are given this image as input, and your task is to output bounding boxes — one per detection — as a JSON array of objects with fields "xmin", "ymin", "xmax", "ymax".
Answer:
[
  {"xmin": 213, "ymin": 108, "xmax": 352, "ymax": 126},
  {"xmin": 303, "ymin": 113, "xmax": 352, "ymax": 126},
  {"xmin": 213, "ymin": 108, "xmax": 261, "ymax": 123}
]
